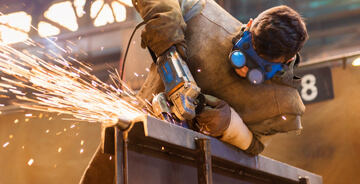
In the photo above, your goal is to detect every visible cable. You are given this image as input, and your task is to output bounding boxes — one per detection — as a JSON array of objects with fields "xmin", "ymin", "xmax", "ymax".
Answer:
[{"xmin": 120, "ymin": 20, "xmax": 147, "ymax": 81}]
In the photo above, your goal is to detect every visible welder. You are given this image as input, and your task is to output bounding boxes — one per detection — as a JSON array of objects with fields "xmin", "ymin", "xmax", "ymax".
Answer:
[
  {"xmin": 80, "ymin": 0, "xmax": 308, "ymax": 183},
  {"xmin": 134, "ymin": 0, "xmax": 308, "ymax": 154}
]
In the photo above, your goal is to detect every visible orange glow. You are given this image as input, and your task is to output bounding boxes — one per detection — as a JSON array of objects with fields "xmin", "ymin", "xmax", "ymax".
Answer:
[
  {"xmin": 94, "ymin": 3, "xmax": 114, "ymax": 27},
  {"xmin": 38, "ymin": 21, "xmax": 60, "ymax": 37},
  {"xmin": 91, "ymin": 0, "xmax": 127, "ymax": 27},
  {"xmin": 74, "ymin": 0, "xmax": 86, "ymax": 17},
  {"xmin": 0, "ymin": 0, "xmax": 132, "ymax": 43},
  {"xmin": 117, "ymin": 0, "xmax": 133, "ymax": 7},
  {"xmin": 0, "ymin": 11, "xmax": 31, "ymax": 44},
  {"xmin": 90, "ymin": 0, "xmax": 104, "ymax": 19},
  {"xmin": 44, "ymin": 1, "xmax": 79, "ymax": 31},
  {"xmin": 352, "ymin": 57, "xmax": 360, "ymax": 66},
  {"xmin": 28, "ymin": 159, "xmax": 34, "ymax": 166},
  {"xmin": 112, "ymin": 2, "xmax": 126, "ymax": 22}
]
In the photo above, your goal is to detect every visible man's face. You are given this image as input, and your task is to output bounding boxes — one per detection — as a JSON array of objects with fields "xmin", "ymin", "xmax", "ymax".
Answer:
[{"xmin": 234, "ymin": 54, "xmax": 286, "ymax": 78}]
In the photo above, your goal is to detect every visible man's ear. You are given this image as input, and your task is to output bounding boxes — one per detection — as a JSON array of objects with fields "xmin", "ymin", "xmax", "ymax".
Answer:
[{"xmin": 294, "ymin": 52, "xmax": 301, "ymax": 67}]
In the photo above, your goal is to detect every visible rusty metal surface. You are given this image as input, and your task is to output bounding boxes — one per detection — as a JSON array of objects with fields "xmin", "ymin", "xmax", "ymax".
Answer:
[
  {"xmin": 103, "ymin": 115, "xmax": 323, "ymax": 184},
  {"xmin": 195, "ymin": 138, "xmax": 213, "ymax": 184}
]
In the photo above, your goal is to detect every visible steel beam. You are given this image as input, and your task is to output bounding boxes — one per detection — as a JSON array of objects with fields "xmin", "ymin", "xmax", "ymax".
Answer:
[
  {"xmin": 102, "ymin": 115, "xmax": 323, "ymax": 184},
  {"xmin": 195, "ymin": 138, "xmax": 213, "ymax": 184}
]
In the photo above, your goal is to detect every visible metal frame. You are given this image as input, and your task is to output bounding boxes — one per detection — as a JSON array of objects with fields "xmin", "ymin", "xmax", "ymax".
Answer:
[{"xmin": 102, "ymin": 115, "xmax": 323, "ymax": 184}]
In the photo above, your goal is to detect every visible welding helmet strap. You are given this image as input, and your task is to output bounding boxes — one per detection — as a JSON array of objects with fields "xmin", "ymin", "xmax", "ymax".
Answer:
[{"xmin": 229, "ymin": 31, "xmax": 284, "ymax": 85}]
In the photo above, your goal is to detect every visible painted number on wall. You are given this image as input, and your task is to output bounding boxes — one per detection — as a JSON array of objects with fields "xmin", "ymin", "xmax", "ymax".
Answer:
[
  {"xmin": 301, "ymin": 74, "xmax": 318, "ymax": 101},
  {"xmin": 295, "ymin": 66, "xmax": 334, "ymax": 104}
]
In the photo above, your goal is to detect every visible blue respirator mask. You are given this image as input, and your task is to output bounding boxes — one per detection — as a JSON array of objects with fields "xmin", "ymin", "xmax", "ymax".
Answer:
[{"xmin": 229, "ymin": 30, "xmax": 284, "ymax": 85}]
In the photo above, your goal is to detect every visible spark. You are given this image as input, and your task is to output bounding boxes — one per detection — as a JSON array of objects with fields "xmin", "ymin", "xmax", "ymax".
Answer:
[
  {"xmin": 14, "ymin": 119, "xmax": 19, "ymax": 123},
  {"xmin": 197, "ymin": 69, "xmax": 201, "ymax": 72},
  {"xmin": 80, "ymin": 148, "xmax": 84, "ymax": 154},
  {"xmin": 25, "ymin": 118, "xmax": 29, "ymax": 122},
  {"xmin": 3, "ymin": 142, "xmax": 9, "ymax": 147},
  {"xmin": 282, "ymin": 116, "xmax": 287, "ymax": 120},
  {"xmin": 109, "ymin": 156, "xmax": 112, "ymax": 160},
  {"xmin": 80, "ymin": 140, "xmax": 84, "ymax": 145},
  {"xmin": 46, "ymin": 129, "xmax": 49, "ymax": 133},
  {"xmin": 28, "ymin": 159, "xmax": 34, "ymax": 166},
  {"xmin": 58, "ymin": 147, "xmax": 62, "ymax": 152},
  {"xmin": 70, "ymin": 124, "xmax": 75, "ymax": 128},
  {"xmin": 25, "ymin": 113, "xmax": 32, "ymax": 117},
  {"xmin": 9, "ymin": 135, "xmax": 13, "ymax": 139},
  {"xmin": 0, "ymin": 29, "xmax": 154, "ymax": 127},
  {"xmin": 134, "ymin": 73, "xmax": 138, "ymax": 77},
  {"xmin": 66, "ymin": 40, "xmax": 76, "ymax": 46}
]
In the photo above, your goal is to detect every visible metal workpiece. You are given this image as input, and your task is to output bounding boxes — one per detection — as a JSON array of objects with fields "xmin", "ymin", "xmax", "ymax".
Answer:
[
  {"xmin": 102, "ymin": 115, "xmax": 323, "ymax": 184},
  {"xmin": 195, "ymin": 138, "xmax": 213, "ymax": 184},
  {"xmin": 116, "ymin": 116, "xmax": 133, "ymax": 130},
  {"xmin": 101, "ymin": 116, "xmax": 133, "ymax": 155}
]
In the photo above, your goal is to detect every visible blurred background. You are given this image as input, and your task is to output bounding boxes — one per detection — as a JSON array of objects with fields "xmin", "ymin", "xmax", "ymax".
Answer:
[{"xmin": 0, "ymin": 0, "xmax": 359, "ymax": 183}]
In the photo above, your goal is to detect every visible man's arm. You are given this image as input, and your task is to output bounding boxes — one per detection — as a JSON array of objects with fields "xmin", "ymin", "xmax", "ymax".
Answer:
[
  {"xmin": 132, "ymin": 0, "xmax": 187, "ymax": 56},
  {"xmin": 220, "ymin": 107, "xmax": 274, "ymax": 155}
]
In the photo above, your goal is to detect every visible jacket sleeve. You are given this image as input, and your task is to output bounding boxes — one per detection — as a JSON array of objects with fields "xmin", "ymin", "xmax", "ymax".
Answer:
[
  {"xmin": 132, "ymin": 0, "xmax": 187, "ymax": 56},
  {"xmin": 245, "ymin": 114, "xmax": 302, "ymax": 155},
  {"xmin": 245, "ymin": 133, "xmax": 274, "ymax": 155}
]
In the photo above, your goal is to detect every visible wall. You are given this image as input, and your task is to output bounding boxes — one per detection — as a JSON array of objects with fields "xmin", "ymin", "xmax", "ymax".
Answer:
[
  {"xmin": 262, "ymin": 63, "xmax": 360, "ymax": 184},
  {"xmin": 0, "ymin": 110, "xmax": 101, "ymax": 184}
]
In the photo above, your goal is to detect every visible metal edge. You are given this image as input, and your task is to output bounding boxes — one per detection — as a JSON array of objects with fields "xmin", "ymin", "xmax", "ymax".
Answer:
[
  {"xmin": 257, "ymin": 156, "xmax": 323, "ymax": 183},
  {"xmin": 129, "ymin": 115, "xmax": 323, "ymax": 183}
]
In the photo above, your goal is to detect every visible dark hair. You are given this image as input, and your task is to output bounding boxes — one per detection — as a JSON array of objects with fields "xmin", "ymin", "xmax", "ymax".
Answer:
[{"xmin": 250, "ymin": 5, "xmax": 309, "ymax": 62}]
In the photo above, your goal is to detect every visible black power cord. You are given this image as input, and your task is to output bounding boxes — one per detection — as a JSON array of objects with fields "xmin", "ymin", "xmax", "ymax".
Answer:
[{"xmin": 120, "ymin": 20, "xmax": 147, "ymax": 82}]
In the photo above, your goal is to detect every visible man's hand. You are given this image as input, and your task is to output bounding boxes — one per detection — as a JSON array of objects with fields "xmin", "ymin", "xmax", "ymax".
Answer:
[
  {"xmin": 193, "ymin": 94, "xmax": 255, "ymax": 152},
  {"xmin": 194, "ymin": 94, "xmax": 231, "ymax": 137}
]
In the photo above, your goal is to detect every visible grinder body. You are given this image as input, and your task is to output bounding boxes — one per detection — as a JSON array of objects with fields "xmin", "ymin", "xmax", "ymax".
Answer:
[{"xmin": 154, "ymin": 46, "xmax": 201, "ymax": 121}]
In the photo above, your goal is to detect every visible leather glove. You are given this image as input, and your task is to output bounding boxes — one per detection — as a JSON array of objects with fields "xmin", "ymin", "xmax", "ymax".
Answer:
[
  {"xmin": 193, "ymin": 94, "xmax": 231, "ymax": 137},
  {"xmin": 134, "ymin": 0, "xmax": 187, "ymax": 57}
]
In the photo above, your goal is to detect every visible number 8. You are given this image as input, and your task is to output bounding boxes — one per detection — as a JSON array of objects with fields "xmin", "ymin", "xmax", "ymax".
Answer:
[{"xmin": 301, "ymin": 74, "xmax": 318, "ymax": 101}]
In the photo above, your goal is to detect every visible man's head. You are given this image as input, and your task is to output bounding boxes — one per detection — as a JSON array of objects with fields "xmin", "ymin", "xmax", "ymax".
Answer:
[
  {"xmin": 235, "ymin": 5, "xmax": 308, "ymax": 78},
  {"xmin": 250, "ymin": 5, "xmax": 308, "ymax": 63}
]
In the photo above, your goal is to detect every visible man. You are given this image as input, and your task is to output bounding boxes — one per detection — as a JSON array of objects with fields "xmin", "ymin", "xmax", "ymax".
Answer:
[
  {"xmin": 80, "ymin": 0, "xmax": 308, "ymax": 182},
  {"xmin": 135, "ymin": 0, "xmax": 308, "ymax": 155}
]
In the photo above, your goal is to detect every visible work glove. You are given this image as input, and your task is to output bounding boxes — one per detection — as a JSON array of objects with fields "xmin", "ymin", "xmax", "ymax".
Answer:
[
  {"xmin": 193, "ymin": 95, "xmax": 231, "ymax": 137},
  {"xmin": 156, "ymin": 43, "xmax": 188, "ymax": 64},
  {"xmin": 134, "ymin": 0, "xmax": 187, "ymax": 57}
]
